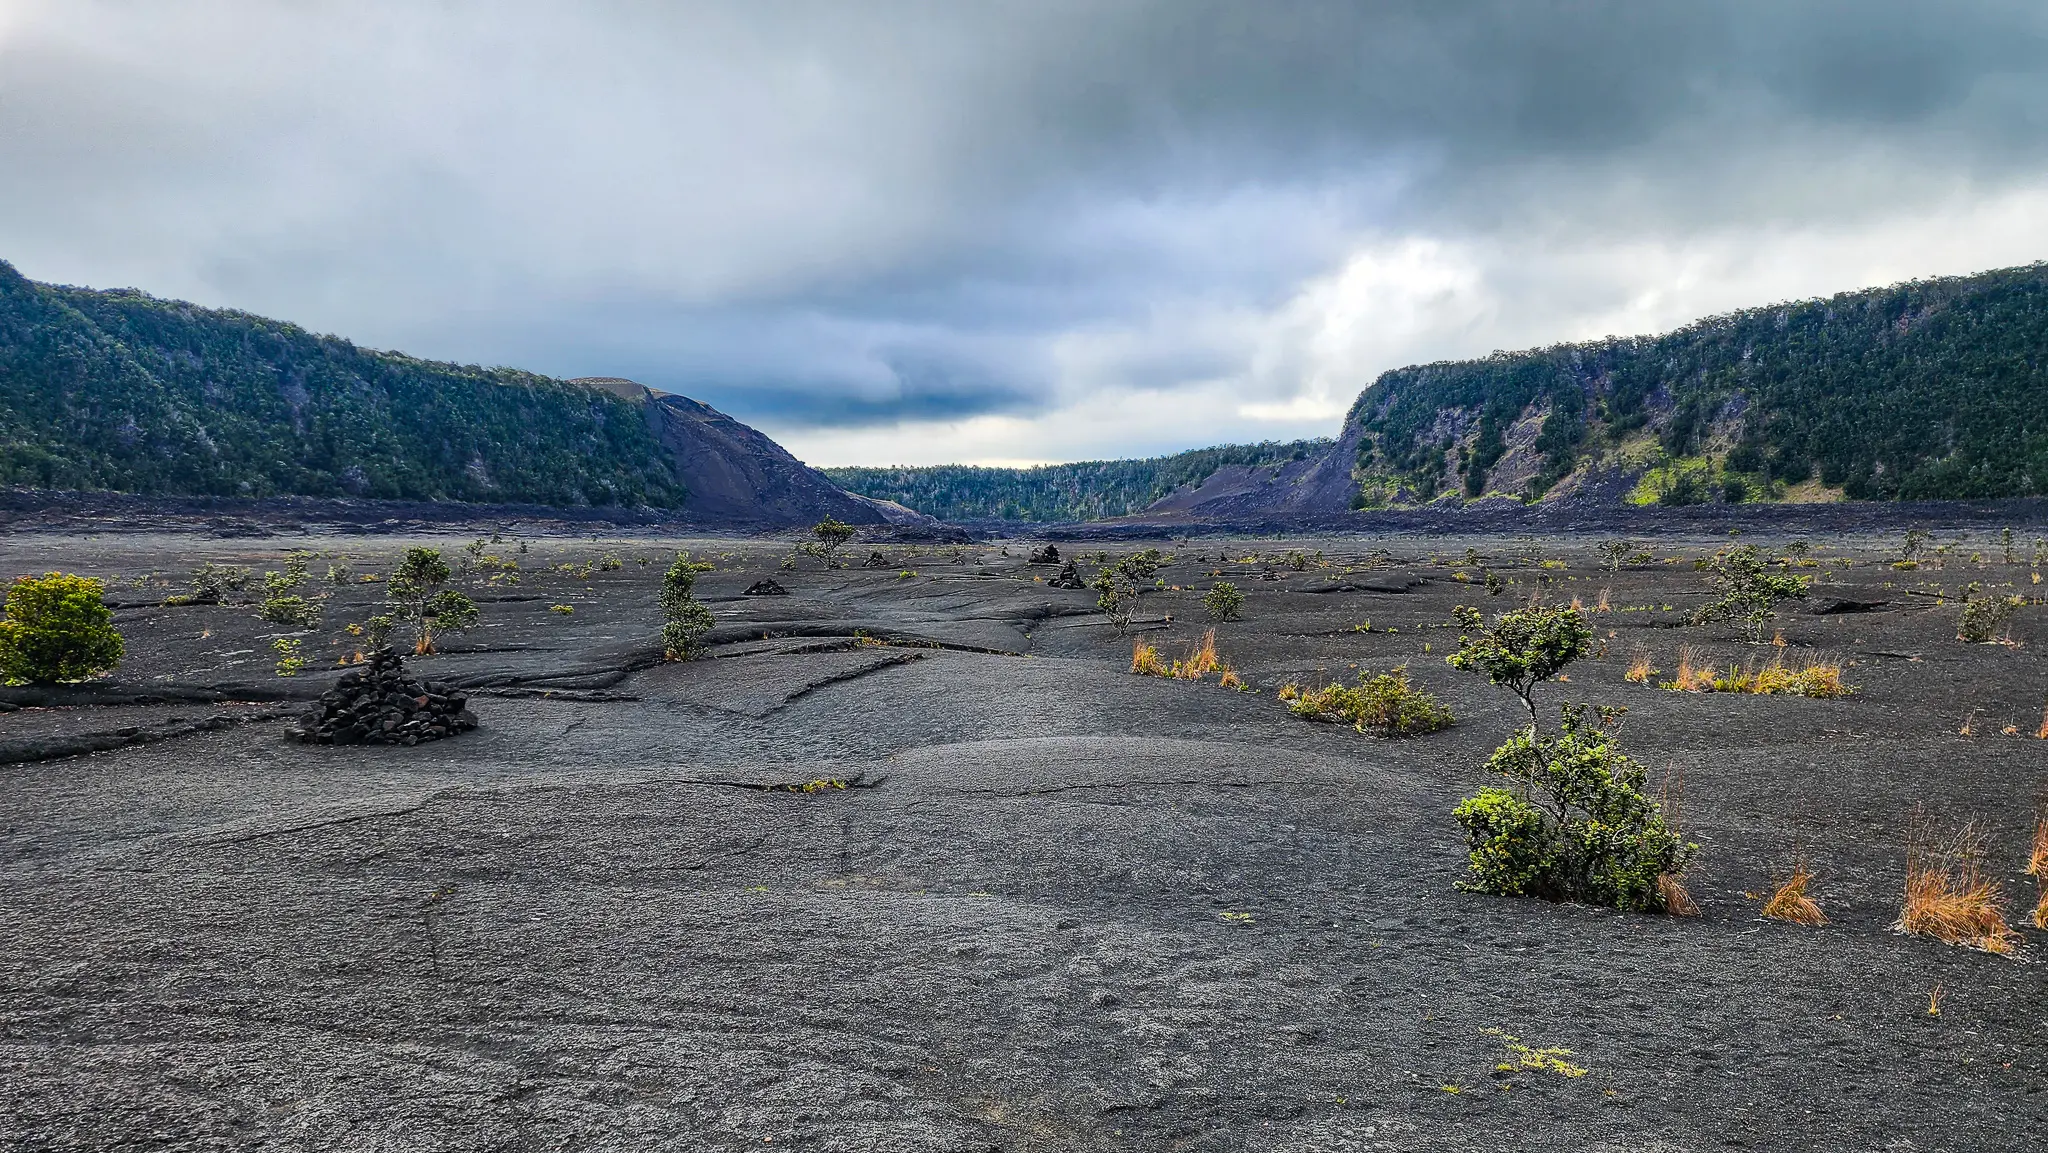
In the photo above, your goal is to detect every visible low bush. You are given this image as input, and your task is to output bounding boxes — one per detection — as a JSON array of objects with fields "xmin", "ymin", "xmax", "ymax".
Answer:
[
  {"xmin": 257, "ymin": 594, "xmax": 323, "ymax": 630},
  {"xmin": 1686, "ymin": 544, "xmax": 1810, "ymax": 642},
  {"xmin": 1203, "ymin": 581, "xmax": 1244, "ymax": 621},
  {"xmin": 1453, "ymin": 703, "xmax": 1695, "ymax": 911},
  {"xmin": 1091, "ymin": 569, "xmax": 1137, "ymax": 636},
  {"xmin": 1958, "ymin": 592, "xmax": 2023, "ymax": 643},
  {"xmin": 1283, "ymin": 667, "xmax": 1454, "ymax": 737},
  {"xmin": 0, "ymin": 572, "xmax": 125, "ymax": 684},
  {"xmin": 165, "ymin": 562, "xmax": 251, "ymax": 606}
]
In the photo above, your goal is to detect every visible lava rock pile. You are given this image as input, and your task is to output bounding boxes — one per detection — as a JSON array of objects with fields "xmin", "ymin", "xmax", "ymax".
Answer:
[
  {"xmin": 288, "ymin": 648, "xmax": 478, "ymax": 746},
  {"xmin": 1027, "ymin": 544, "xmax": 1060, "ymax": 565},
  {"xmin": 744, "ymin": 578, "xmax": 790, "ymax": 596},
  {"xmin": 1048, "ymin": 560, "xmax": 1086, "ymax": 589}
]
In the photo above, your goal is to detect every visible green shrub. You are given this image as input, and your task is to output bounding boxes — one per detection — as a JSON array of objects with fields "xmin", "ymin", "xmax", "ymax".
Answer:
[
  {"xmin": 1285, "ymin": 667, "xmax": 1454, "ymax": 736},
  {"xmin": 1091, "ymin": 568, "xmax": 1137, "ymax": 636},
  {"xmin": 257, "ymin": 594, "xmax": 322, "ymax": 630},
  {"xmin": 1958, "ymin": 591, "xmax": 2023, "ymax": 643},
  {"xmin": 387, "ymin": 548, "xmax": 478, "ymax": 653},
  {"xmin": 1203, "ymin": 581, "xmax": 1244, "ymax": 621},
  {"xmin": 165, "ymin": 562, "xmax": 250, "ymax": 606},
  {"xmin": 0, "ymin": 572, "xmax": 124, "ymax": 683},
  {"xmin": 659, "ymin": 551, "xmax": 717, "ymax": 659},
  {"xmin": 1685, "ymin": 544, "xmax": 1809, "ymax": 642},
  {"xmin": 1454, "ymin": 704, "xmax": 1695, "ymax": 910},
  {"xmin": 272, "ymin": 637, "xmax": 306, "ymax": 677}
]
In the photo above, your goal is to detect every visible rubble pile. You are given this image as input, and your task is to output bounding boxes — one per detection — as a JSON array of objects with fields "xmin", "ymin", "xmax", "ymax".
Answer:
[
  {"xmin": 287, "ymin": 649, "xmax": 477, "ymax": 746},
  {"xmin": 1048, "ymin": 560, "xmax": 1086, "ymax": 589},
  {"xmin": 744, "ymin": 578, "xmax": 790, "ymax": 596},
  {"xmin": 1027, "ymin": 544, "xmax": 1060, "ymax": 565}
]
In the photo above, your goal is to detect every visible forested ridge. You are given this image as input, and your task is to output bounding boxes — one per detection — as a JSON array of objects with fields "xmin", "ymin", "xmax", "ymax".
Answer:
[
  {"xmin": 0, "ymin": 260, "xmax": 687, "ymax": 507},
  {"xmin": 1357, "ymin": 262, "xmax": 2048, "ymax": 503},
  {"xmin": 825, "ymin": 439, "xmax": 1329, "ymax": 522}
]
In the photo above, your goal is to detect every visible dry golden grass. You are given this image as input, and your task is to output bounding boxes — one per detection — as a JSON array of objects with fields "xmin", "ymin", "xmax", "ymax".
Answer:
[
  {"xmin": 1761, "ymin": 865, "xmax": 1827, "ymax": 925},
  {"xmin": 2028, "ymin": 810, "xmax": 2048, "ymax": 878},
  {"xmin": 1133, "ymin": 629, "xmax": 1233, "ymax": 683},
  {"xmin": 1657, "ymin": 874, "xmax": 1698, "ymax": 916},
  {"xmin": 1894, "ymin": 814, "xmax": 2020, "ymax": 955},
  {"xmin": 2034, "ymin": 888, "xmax": 2048, "ymax": 931},
  {"xmin": 1595, "ymin": 587, "xmax": 1612, "ymax": 612},
  {"xmin": 1661, "ymin": 649, "xmax": 1849, "ymax": 697},
  {"xmin": 2037, "ymin": 699, "xmax": 2048, "ymax": 740},
  {"xmin": 1624, "ymin": 649, "xmax": 1656, "ymax": 684}
]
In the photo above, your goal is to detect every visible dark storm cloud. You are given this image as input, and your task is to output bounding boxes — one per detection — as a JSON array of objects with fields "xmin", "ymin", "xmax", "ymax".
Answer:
[{"xmin": 3, "ymin": 1, "xmax": 2046, "ymax": 458}]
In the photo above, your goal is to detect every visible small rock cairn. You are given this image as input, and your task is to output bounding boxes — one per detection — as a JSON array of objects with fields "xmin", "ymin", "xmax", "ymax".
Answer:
[{"xmin": 288, "ymin": 648, "xmax": 478, "ymax": 746}]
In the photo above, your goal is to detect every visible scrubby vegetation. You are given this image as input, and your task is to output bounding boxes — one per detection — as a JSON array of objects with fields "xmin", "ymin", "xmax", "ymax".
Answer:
[
  {"xmin": 1447, "ymin": 603, "xmax": 1694, "ymax": 912},
  {"xmin": 1660, "ymin": 648, "xmax": 1851, "ymax": 698},
  {"xmin": 1202, "ymin": 581, "xmax": 1244, "ymax": 621},
  {"xmin": 1278, "ymin": 667, "xmax": 1454, "ymax": 736},
  {"xmin": 0, "ymin": 261, "xmax": 687, "ymax": 505},
  {"xmin": 1130, "ymin": 630, "xmax": 1241, "ymax": 687},
  {"xmin": 1762, "ymin": 864, "xmax": 1827, "ymax": 925},
  {"xmin": 659, "ymin": 552, "xmax": 717, "ymax": 659},
  {"xmin": 385, "ymin": 548, "xmax": 479, "ymax": 655},
  {"xmin": 1686, "ymin": 545, "xmax": 1810, "ymax": 642},
  {"xmin": 0, "ymin": 572, "xmax": 124, "ymax": 684},
  {"xmin": 823, "ymin": 439, "xmax": 1329, "ymax": 522}
]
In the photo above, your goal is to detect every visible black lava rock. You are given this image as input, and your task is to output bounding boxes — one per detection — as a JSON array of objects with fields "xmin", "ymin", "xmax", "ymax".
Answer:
[
  {"xmin": 1047, "ymin": 560, "xmax": 1086, "ymax": 589},
  {"xmin": 286, "ymin": 648, "xmax": 478, "ymax": 747},
  {"xmin": 744, "ymin": 578, "xmax": 790, "ymax": 596},
  {"xmin": 1027, "ymin": 544, "xmax": 1060, "ymax": 565}
]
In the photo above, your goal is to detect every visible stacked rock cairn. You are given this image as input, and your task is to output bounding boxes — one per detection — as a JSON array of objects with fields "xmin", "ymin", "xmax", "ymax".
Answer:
[{"xmin": 288, "ymin": 648, "xmax": 478, "ymax": 745}]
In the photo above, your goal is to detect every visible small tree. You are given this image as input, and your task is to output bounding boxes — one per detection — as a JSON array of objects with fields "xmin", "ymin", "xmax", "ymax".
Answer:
[
  {"xmin": 660, "ymin": 551, "xmax": 717, "ymax": 659},
  {"xmin": 1446, "ymin": 603, "xmax": 1594, "ymax": 725},
  {"xmin": 797, "ymin": 517, "xmax": 858, "ymax": 568},
  {"xmin": 1595, "ymin": 539, "xmax": 1640, "ymax": 574},
  {"xmin": 387, "ymin": 547, "xmax": 479, "ymax": 654},
  {"xmin": 1203, "ymin": 581, "xmax": 1244, "ymax": 622},
  {"xmin": 1686, "ymin": 544, "xmax": 1809, "ymax": 642},
  {"xmin": 1091, "ymin": 568, "xmax": 1137, "ymax": 637},
  {"xmin": 1958, "ymin": 586, "xmax": 2023, "ymax": 643},
  {"xmin": 0, "ymin": 573, "xmax": 124, "ymax": 684}
]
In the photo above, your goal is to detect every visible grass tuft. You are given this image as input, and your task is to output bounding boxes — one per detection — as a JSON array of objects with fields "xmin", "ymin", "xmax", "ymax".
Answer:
[
  {"xmin": 1660, "ymin": 649, "xmax": 1850, "ymax": 697},
  {"xmin": 1657, "ymin": 873, "xmax": 1699, "ymax": 917},
  {"xmin": 1894, "ymin": 812, "xmax": 2019, "ymax": 955},
  {"xmin": 1761, "ymin": 864, "xmax": 1827, "ymax": 925},
  {"xmin": 1624, "ymin": 647, "xmax": 1657, "ymax": 684},
  {"xmin": 1132, "ymin": 629, "xmax": 1238, "ymax": 684}
]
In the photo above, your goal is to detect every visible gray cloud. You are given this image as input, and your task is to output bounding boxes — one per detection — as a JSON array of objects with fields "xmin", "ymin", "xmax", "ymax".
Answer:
[{"xmin": 3, "ymin": 1, "xmax": 2046, "ymax": 461}]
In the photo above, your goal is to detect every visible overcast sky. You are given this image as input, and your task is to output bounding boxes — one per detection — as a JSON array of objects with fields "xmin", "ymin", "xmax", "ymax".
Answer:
[{"xmin": 5, "ymin": 1, "xmax": 2048, "ymax": 466}]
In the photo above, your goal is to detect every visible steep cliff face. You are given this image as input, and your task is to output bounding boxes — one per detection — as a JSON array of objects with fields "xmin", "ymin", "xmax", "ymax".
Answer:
[{"xmin": 570, "ymin": 379, "xmax": 933, "ymax": 528}]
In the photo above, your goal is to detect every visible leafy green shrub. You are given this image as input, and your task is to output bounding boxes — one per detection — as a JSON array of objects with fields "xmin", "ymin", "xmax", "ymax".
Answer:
[
  {"xmin": 387, "ymin": 548, "xmax": 479, "ymax": 654},
  {"xmin": 1090, "ymin": 568, "xmax": 1137, "ymax": 636},
  {"xmin": 257, "ymin": 594, "xmax": 322, "ymax": 630},
  {"xmin": 165, "ymin": 562, "xmax": 251, "ymax": 606},
  {"xmin": 1283, "ymin": 667, "xmax": 1454, "ymax": 736},
  {"xmin": 0, "ymin": 573, "xmax": 124, "ymax": 683},
  {"xmin": 1685, "ymin": 544, "xmax": 1809, "ymax": 642},
  {"xmin": 1203, "ymin": 581, "xmax": 1244, "ymax": 621},
  {"xmin": 1958, "ymin": 591, "xmax": 2023, "ymax": 643},
  {"xmin": 1454, "ymin": 704, "xmax": 1695, "ymax": 910},
  {"xmin": 1116, "ymin": 547, "xmax": 1169, "ymax": 579},
  {"xmin": 659, "ymin": 551, "xmax": 717, "ymax": 659},
  {"xmin": 1447, "ymin": 603, "xmax": 1689, "ymax": 913},
  {"xmin": 272, "ymin": 637, "xmax": 306, "ymax": 677}
]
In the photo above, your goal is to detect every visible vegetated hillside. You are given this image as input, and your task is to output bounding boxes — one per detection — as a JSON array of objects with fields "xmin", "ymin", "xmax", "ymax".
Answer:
[
  {"xmin": 0, "ymin": 261, "xmax": 930, "ymax": 527},
  {"xmin": 824, "ymin": 439, "xmax": 1330, "ymax": 522},
  {"xmin": 0, "ymin": 260, "xmax": 686, "ymax": 507},
  {"xmin": 1351, "ymin": 261, "xmax": 2048, "ymax": 508}
]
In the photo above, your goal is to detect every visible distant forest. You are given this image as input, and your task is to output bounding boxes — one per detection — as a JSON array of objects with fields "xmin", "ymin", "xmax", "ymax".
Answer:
[
  {"xmin": 1359, "ymin": 262, "xmax": 2048, "ymax": 502},
  {"xmin": 0, "ymin": 260, "xmax": 687, "ymax": 507},
  {"xmin": 825, "ymin": 439, "xmax": 1329, "ymax": 522}
]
